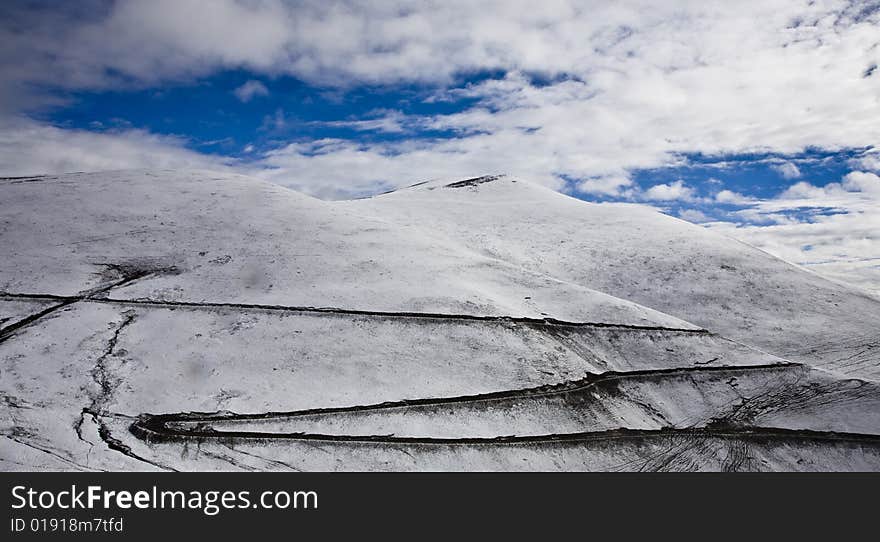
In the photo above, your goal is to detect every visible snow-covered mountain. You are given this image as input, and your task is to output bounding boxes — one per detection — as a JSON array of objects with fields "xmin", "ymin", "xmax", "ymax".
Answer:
[{"xmin": 2, "ymin": 170, "xmax": 879, "ymax": 471}]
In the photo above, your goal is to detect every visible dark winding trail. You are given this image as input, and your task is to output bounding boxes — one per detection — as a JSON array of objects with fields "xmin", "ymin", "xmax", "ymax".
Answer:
[
  {"xmin": 6, "ymin": 280, "xmax": 877, "ymax": 468},
  {"xmin": 124, "ymin": 362, "xmax": 880, "ymax": 450},
  {"xmin": 131, "ymin": 418, "xmax": 880, "ymax": 447},
  {"xmin": 0, "ymin": 291, "xmax": 707, "ymax": 333}
]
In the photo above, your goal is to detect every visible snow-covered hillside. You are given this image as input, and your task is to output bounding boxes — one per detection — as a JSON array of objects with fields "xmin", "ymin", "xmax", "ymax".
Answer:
[
  {"xmin": 2, "ymin": 170, "xmax": 879, "ymax": 471},
  {"xmin": 351, "ymin": 175, "xmax": 880, "ymax": 380}
]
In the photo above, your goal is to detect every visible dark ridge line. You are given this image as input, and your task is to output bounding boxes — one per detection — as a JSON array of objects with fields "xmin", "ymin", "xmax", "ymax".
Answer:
[
  {"xmin": 0, "ymin": 175, "xmax": 49, "ymax": 184},
  {"xmin": 128, "ymin": 362, "xmax": 802, "ymax": 431},
  {"xmin": 129, "ymin": 420, "xmax": 880, "ymax": 447},
  {"xmin": 0, "ymin": 272, "xmax": 152, "ymax": 344},
  {"xmin": 353, "ymin": 188, "xmax": 397, "ymax": 199},
  {"xmin": 100, "ymin": 298, "xmax": 708, "ymax": 332},
  {"xmin": 445, "ymin": 175, "xmax": 505, "ymax": 189},
  {"xmin": 0, "ymin": 292, "xmax": 708, "ymax": 333},
  {"xmin": 352, "ymin": 180, "xmax": 430, "ymax": 199}
]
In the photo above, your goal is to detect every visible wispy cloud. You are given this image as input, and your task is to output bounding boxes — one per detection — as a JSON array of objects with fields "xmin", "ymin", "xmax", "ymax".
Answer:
[
  {"xmin": 715, "ymin": 190, "xmax": 756, "ymax": 205},
  {"xmin": 772, "ymin": 161, "xmax": 802, "ymax": 179},
  {"xmin": 642, "ymin": 180, "xmax": 695, "ymax": 202},
  {"xmin": 233, "ymin": 80, "xmax": 269, "ymax": 103},
  {"xmin": 0, "ymin": 117, "xmax": 231, "ymax": 176}
]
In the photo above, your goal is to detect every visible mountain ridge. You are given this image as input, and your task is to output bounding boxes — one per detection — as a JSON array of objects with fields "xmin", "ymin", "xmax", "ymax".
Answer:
[{"xmin": 2, "ymin": 169, "xmax": 879, "ymax": 471}]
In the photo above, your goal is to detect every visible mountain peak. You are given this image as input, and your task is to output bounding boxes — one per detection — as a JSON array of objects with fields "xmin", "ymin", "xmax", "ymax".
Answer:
[{"xmin": 442, "ymin": 174, "xmax": 506, "ymax": 189}]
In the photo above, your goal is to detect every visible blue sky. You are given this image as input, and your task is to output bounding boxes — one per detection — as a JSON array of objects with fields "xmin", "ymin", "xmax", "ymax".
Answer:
[
  {"xmin": 0, "ymin": 1, "xmax": 878, "ymax": 292},
  {"xmin": 39, "ymin": 70, "xmax": 482, "ymax": 158},
  {"xmin": 35, "ymin": 70, "xmax": 872, "ymax": 204}
]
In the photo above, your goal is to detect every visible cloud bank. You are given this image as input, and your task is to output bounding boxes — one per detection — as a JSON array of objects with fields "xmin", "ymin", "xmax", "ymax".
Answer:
[{"xmin": 3, "ymin": 1, "xmax": 879, "ymax": 187}]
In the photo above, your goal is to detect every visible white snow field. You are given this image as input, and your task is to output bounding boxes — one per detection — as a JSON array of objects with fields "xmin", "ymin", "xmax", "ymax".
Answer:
[{"xmin": 1, "ymin": 170, "xmax": 879, "ymax": 471}]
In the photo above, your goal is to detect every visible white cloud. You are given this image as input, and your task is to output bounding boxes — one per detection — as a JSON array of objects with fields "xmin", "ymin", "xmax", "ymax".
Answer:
[
  {"xmin": 775, "ymin": 173, "xmax": 880, "ymax": 203},
  {"xmin": 678, "ymin": 209, "xmax": 711, "ymax": 223},
  {"xmin": 317, "ymin": 110, "xmax": 411, "ymax": 134},
  {"xmin": 2, "ymin": 1, "xmax": 880, "ymax": 190},
  {"xmin": 849, "ymin": 152, "xmax": 880, "ymax": 172},
  {"xmin": 842, "ymin": 170, "xmax": 880, "ymax": 194},
  {"xmin": 732, "ymin": 208, "xmax": 799, "ymax": 226},
  {"xmin": 772, "ymin": 161, "xmax": 802, "ymax": 179},
  {"xmin": 576, "ymin": 176, "xmax": 633, "ymax": 197},
  {"xmin": 0, "ymin": 117, "xmax": 231, "ymax": 176},
  {"xmin": 643, "ymin": 180, "xmax": 694, "ymax": 201},
  {"xmin": 715, "ymin": 189, "xmax": 755, "ymax": 205},
  {"xmin": 233, "ymin": 80, "xmax": 269, "ymax": 102},
  {"xmin": 779, "ymin": 181, "xmax": 832, "ymax": 199}
]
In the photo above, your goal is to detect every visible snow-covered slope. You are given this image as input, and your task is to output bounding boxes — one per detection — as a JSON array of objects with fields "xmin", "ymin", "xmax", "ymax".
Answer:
[
  {"xmin": 350, "ymin": 175, "xmax": 880, "ymax": 380},
  {"xmin": 1, "ymin": 170, "xmax": 879, "ymax": 471},
  {"xmin": 0, "ymin": 171, "xmax": 689, "ymax": 328}
]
